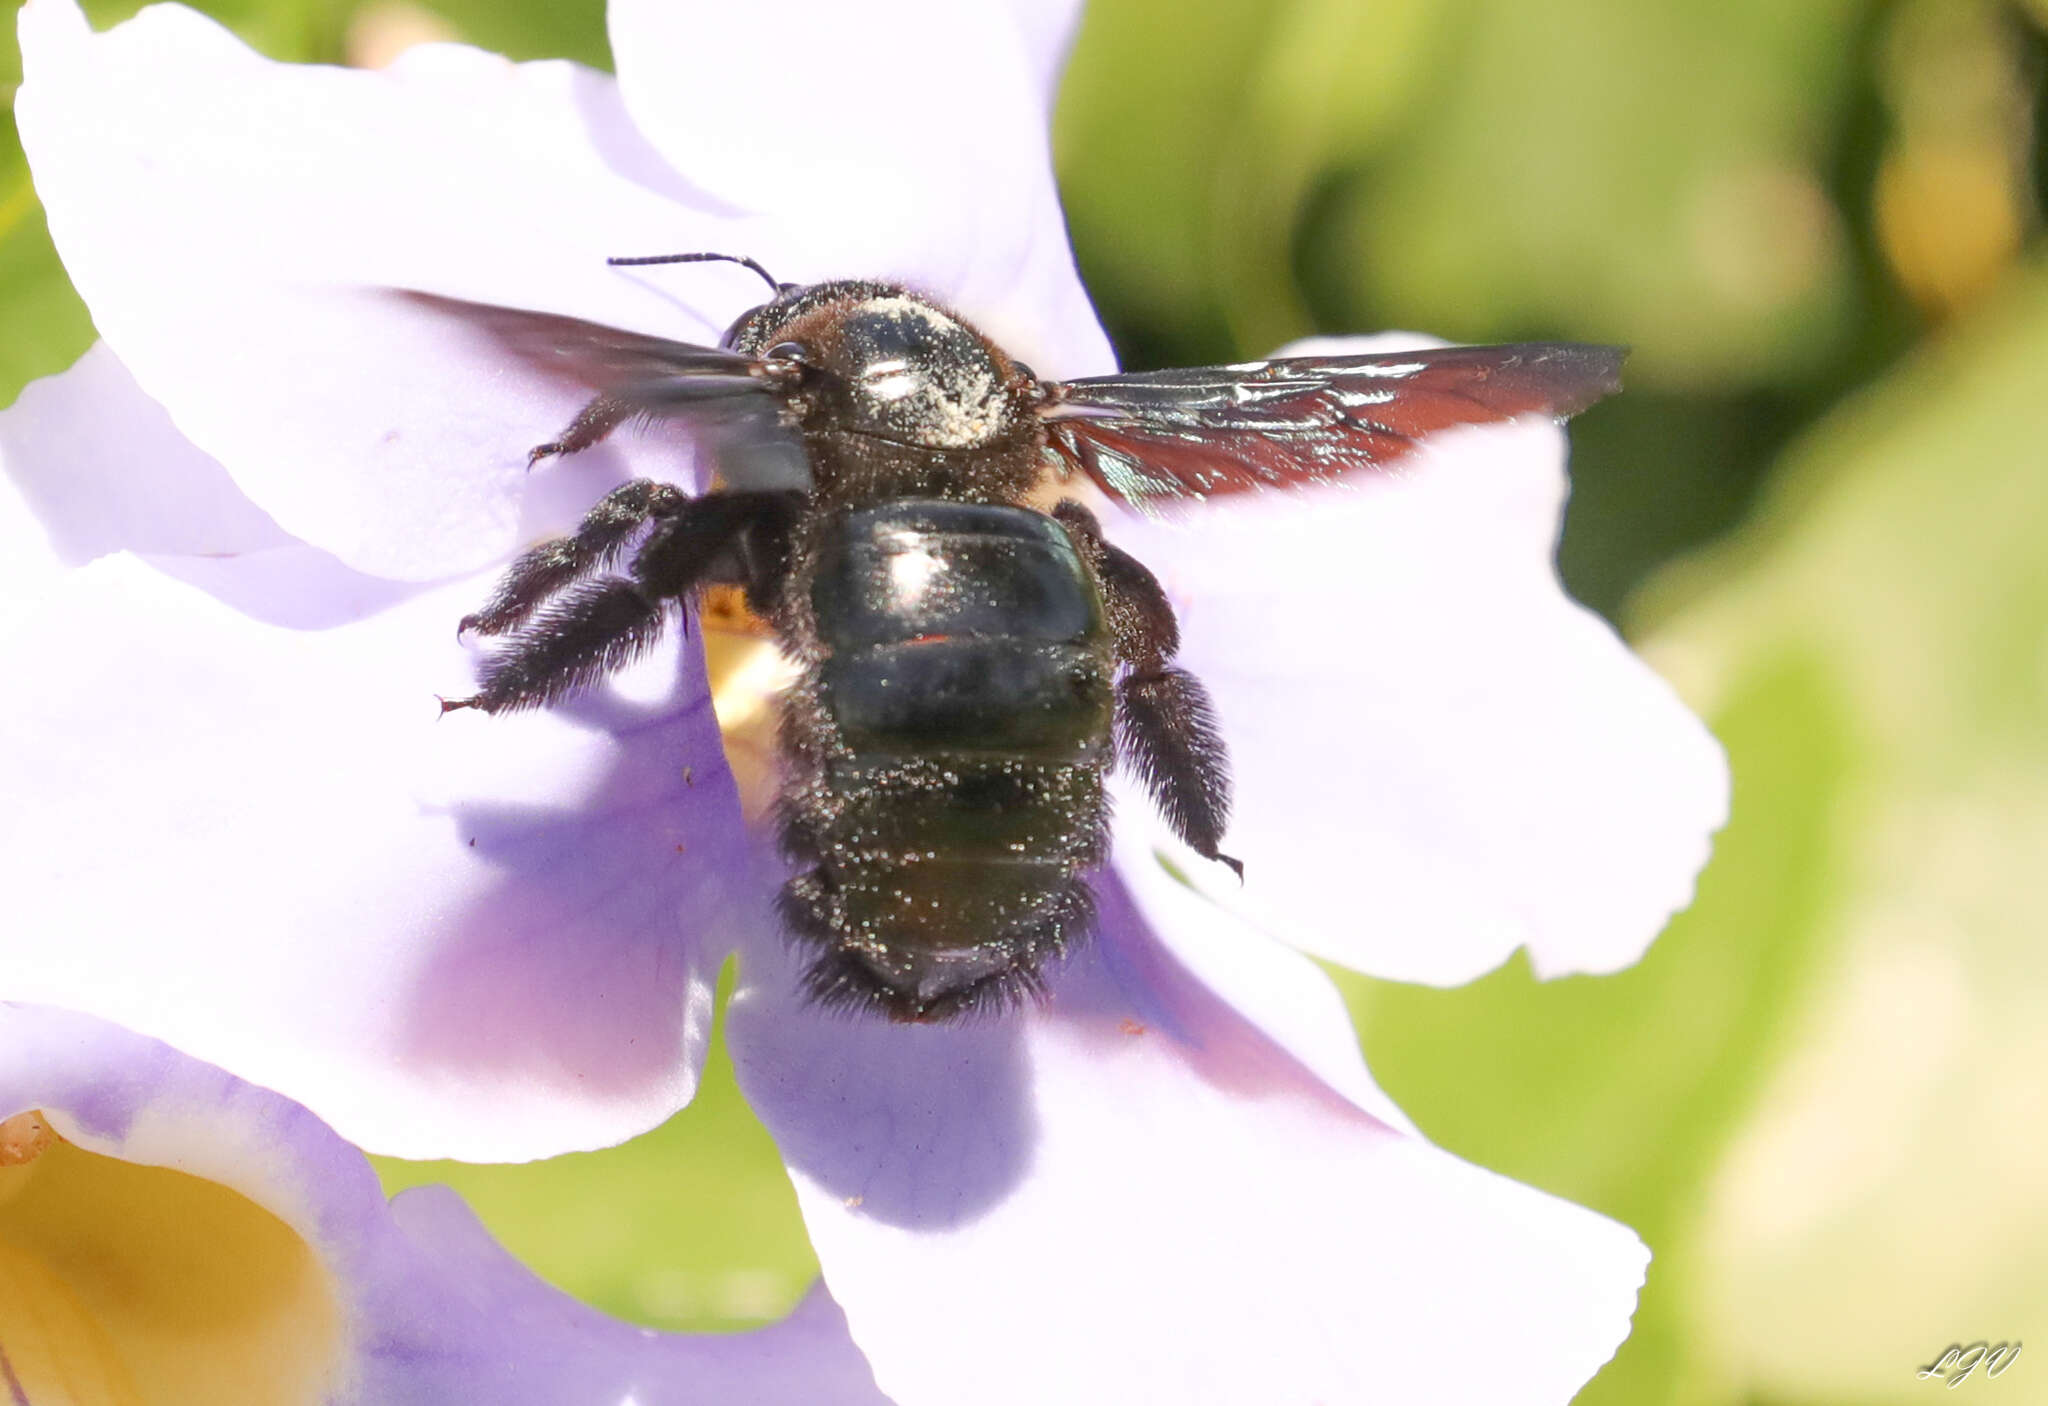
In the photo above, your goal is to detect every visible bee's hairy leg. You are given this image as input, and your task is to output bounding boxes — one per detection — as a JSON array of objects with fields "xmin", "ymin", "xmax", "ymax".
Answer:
[
  {"xmin": 528, "ymin": 392, "xmax": 634, "ymax": 467},
  {"xmin": 446, "ymin": 491, "xmax": 799, "ymax": 715},
  {"xmin": 1116, "ymin": 666, "xmax": 1240, "ymax": 881},
  {"xmin": 445, "ymin": 578, "xmax": 669, "ymax": 714},
  {"xmin": 1052, "ymin": 500, "xmax": 1241, "ymax": 879},
  {"xmin": 461, "ymin": 479, "xmax": 690, "ymax": 637}
]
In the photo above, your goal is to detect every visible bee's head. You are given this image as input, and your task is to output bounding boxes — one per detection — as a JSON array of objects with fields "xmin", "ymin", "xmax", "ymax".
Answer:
[{"xmin": 724, "ymin": 282, "xmax": 1040, "ymax": 450}]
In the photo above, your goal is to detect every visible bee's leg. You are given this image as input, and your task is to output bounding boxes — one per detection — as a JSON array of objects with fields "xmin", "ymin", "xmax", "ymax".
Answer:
[
  {"xmin": 462, "ymin": 479, "xmax": 690, "ymax": 637},
  {"xmin": 445, "ymin": 492, "xmax": 794, "ymax": 715},
  {"xmin": 527, "ymin": 393, "xmax": 635, "ymax": 467},
  {"xmin": 443, "ymin": 577, "xmax": 670, "ymax": 715},
  {"xmin": 1052, "ymin": 501, "xmax": 1241, "ymax": 879},
  {"xmin": 631, "ymin": 490, "xmax": 801, "ymax": 615}
]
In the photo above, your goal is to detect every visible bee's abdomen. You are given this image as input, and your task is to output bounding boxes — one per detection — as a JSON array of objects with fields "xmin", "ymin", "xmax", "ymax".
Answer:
[{"xmin": 780, "ymin": 501, "xmax": 1114, "ymax": 1021}]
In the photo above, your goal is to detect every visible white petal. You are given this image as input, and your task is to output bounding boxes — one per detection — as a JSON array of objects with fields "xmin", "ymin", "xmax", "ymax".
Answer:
[
  {"xmin": 0, "ymin": 447, "xmax": 68, "ymax": 647},
  {"xmin": 1, "ymin": 341, "xmax": 293, "ymax": 567},
  {"xmin": 606, "ymin": 0, "xmax": 1113, "ymax": 376},
  {"xmin": 0, "ymin": 550, "xmax": 747, "ymax": 1160},
  {"xmin": 16, "ymin": 0, "xmax": 765, "ymax": 580},
  {"xmin": 726, "ymin": 859, "xmax": 1647, "ymax": 1405},
  {"xmin": 1106, "ymin": 337, "xmax": 1728, "ymax": 984},
  {"xmin": 998, "ymin": 0, "xmax": 1088, "ymax": 118}
]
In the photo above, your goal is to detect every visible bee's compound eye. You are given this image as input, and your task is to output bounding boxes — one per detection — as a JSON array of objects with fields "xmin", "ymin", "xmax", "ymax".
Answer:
[
  {"xmin": 1011, "ymin": 361, "xmax": 1049, "ymax": 404},
  {"xmin": 767, "ymin": 341, "xmax": 811, "ymax": 365}
]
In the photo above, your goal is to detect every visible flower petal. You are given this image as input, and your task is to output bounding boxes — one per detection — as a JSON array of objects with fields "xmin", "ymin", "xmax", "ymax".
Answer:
[
  {"xmin": 998, "ymin": 0, "xmax": 1088, "ymax": 119},
  {"xmin": 1, "ymin": 341, "xmax": 293, "ymax": 567},
  {"xmin": 15, "ymin": 0, "xmax": 765, "ymax": 580},
  {"xmin": 1104, "ymin": 337, "xmax": 1728, "ymax": 984},
  {"xmin": 0, "ymin": 1001, "xmax": 890, "ymax": 1404},
  {"xmin": 725, "ymin": 850, "xmax": 1647, "ymax": 1406},
  {"xmin": 0, "ymin": 452, "xmax": 68, "ymax": 648},
  {"xmin": 0, "ymin": 550, "xmax": 744, "ymax": 1160},
  {"xmin": 605, "ymin": 0, "xmax": 1113, "ymax": 376}
]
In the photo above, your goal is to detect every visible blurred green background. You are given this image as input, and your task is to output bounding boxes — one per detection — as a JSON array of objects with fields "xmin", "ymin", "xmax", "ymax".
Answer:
[{"xmin": 6, "ymin": 1, "xmax": 2046, "ymax": 1401}]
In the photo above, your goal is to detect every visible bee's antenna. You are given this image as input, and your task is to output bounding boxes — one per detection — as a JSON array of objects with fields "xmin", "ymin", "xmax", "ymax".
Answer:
[{"xmin": 606, "ymin": 251, "xmax": 783, "ymax": 297}]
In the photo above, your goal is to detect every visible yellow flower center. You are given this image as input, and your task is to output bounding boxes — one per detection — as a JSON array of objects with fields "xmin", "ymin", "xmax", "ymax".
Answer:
[
  {"xmin": 0, "ymin": 1118, "xmax": 344, "ymax": 1405},
  {"xmin": 701, "ymin": 587, "xmax": 800, "ymax": 823}
]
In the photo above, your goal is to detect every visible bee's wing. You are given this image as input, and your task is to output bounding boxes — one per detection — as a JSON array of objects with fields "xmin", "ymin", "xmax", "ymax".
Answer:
[
  {"xmin": 396, "ymin": 291, "xmax": 810, "ymax": 490},
  {"xmin": 398, "ymin": 290, "xmax": 772, "ymax": 397},
  {"xmin": 1037, "ymin": 343, "xmax": 1624, "ymax": 508}
]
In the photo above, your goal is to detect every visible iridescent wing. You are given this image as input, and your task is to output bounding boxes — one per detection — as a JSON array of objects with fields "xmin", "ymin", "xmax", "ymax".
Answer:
[{"xmin": 1038, "ymin": 342, "xmax": 1624, "ymax": 507}]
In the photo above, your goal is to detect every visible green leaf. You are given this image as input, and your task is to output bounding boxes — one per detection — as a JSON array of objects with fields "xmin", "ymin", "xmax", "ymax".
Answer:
[
  {"xmin": 1055, "ymin": 0, "xmax": 1282, "ymax": 364},
  {"xmin": 1210, "ymin": 0, "xmax": 1450, "ymax": 353},
  {"xmin": 1629, "ymin": 253, "xmax": 2048, "ymax": 1404},
  {"xmin": 0, "ymin": 131, "xmax": 92, "ymax": 407},
  {"xmin": 413, "ymin": 0, "xmax": 609, "ymax": 68},
  {"xmin": 1314, "ymin": 0, "xmax": 1876, "ymax": 387},
  {"xmin": 79, "ymin": 0, "xmax": 353, "ymax": 66}
]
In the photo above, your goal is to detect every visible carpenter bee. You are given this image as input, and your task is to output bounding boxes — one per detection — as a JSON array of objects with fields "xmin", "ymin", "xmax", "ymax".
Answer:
[{"xmin": 424, "ymin": 254, "xmax": 1622, "ymax": 1022}]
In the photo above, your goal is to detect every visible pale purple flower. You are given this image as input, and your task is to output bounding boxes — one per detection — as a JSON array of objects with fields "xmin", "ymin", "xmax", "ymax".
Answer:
[
  {"xmin": 0, "ymin": 0, "xmax": 1730, "ymax": 1401},
  {"xmin": 0, "ymin": 1000, "xmax": 887, "ymax": 1403}
]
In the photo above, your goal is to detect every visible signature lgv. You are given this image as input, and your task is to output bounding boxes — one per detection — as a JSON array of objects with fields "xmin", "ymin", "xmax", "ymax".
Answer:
[{"xmin": 1919, "ymin": 1341, "xmax": 2022, "ymax": 1388}]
